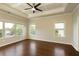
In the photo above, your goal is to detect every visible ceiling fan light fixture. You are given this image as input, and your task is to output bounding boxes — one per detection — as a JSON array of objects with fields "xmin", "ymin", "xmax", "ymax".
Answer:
[
  {"xmin": 32, "ymin": 7, "xmax": 35, "ymax": 11},
  {"xmin": 25, "ymin": 3, "xmax": 42, "ymax": 13}
]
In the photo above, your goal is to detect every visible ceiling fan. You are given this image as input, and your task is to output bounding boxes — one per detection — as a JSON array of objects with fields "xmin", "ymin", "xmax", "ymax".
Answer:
[{"xmin": 24, "ymin": 3, "xmax": 42, "ymax": 13}]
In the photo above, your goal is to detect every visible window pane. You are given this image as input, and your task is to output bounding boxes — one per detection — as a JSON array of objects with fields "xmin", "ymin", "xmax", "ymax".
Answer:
[
  {"xmin": 55, "ymin": 23, "xmax": 64, "ymax": 29},
  {"xmin": 5, "ymin": 23, "xmax": 14, "ymax": 29},
  {"xmin": 5, "ymin": 23, "xmax": 15, "ymax": 37},
  {"xmin": 0, "ymin": 22, "xmax": 3, "ymax": 38},
  {"xmin": 58, "ymin": 30, "xmax": 64, "ymax": 37},
  {"xmin": 30, "ymin": 25, "xmax": 36, "ymax": 35},
  {"xmin": 55, "ymin": 30, "xmax": 64, "ymax": 37},
  {"xmin": 15, "ymin": 24, "xmax": 23, "ymax": 35},
  {"xmin": 55, "ymin": 23, "xmax": 65, "ymax": 37}
]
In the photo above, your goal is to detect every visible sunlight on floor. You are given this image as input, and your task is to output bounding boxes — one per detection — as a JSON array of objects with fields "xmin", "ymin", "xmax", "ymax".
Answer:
[
  {"xmin": 30, "ymin": 41, "xmax": 37, "ymax": 56},
  {"xmin": 54, "ymin": 47, "xmax": 65, "ymax": 56}
]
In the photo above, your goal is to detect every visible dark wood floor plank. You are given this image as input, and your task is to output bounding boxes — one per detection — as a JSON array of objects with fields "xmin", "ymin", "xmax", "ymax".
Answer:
[{"xmin": 0, "ymin": 39, "xmax": 79, "ymax": 56}]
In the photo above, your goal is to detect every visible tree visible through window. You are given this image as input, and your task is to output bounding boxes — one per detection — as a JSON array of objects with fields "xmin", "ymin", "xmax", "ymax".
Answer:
[
  {"xmin": 30, "ymin": 25, "xmax": 36, "ymax": 35},
  {"xmin": 15, "ymin": 24, "xmax": 23, "ymax": 35},
  {"xmin": 0, "ymin": 21, "xmax": 25, "ymax": 38},
  {"xmin": 5, "ymin": 23, "xmax": 15, "ymax": 37}
]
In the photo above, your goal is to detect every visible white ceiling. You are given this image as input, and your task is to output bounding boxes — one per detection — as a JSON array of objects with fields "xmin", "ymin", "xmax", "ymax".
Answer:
[
  {"xmin": 0, "ymin": 3, "xmax": 78, "ymax": 18},
  {"xmin": 7, "ymin": 3, "xmax": 64, "ymax": 13}
]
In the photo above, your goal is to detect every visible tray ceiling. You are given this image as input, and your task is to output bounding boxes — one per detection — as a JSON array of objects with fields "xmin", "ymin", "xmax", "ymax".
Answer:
[{"xmin": 0, "ymin": 3, "xmax": 78, "ymax": 18}]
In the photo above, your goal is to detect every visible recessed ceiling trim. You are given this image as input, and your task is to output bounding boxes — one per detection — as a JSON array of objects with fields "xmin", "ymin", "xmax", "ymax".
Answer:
[
  {"xmin": 0, "ymin": 3, "xmax": 78, "ymax": 19},
  {"xmin": 3, "ymin": 4, "xmax": 28, "ymax": 19},
  {"xmin": 28, "ymin": 7, "xmax": 65, "ymax": 18}
]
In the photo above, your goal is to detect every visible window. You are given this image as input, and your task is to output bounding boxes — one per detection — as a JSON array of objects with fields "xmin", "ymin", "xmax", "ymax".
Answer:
[
  {"xmin": 0, "ymin": 22, "xmax": 3, "ymax": 38},
  {"xmin": 15, "ymin": 24, "xmax": 23, "ymax": 36},
  {"xmin": 30, "ymin": 25, "xmax": 36, "ymax": 35},
  {"xmin": 55, "ymin": 23, "xmax": 65, "ymax": 37},
  {"xmin": 5, "ymin": 23, "xmax": 15, "ymax": 37},
  {"xmin": 0, "ymin": 21, "xmax": 25, "ymax": 39}
]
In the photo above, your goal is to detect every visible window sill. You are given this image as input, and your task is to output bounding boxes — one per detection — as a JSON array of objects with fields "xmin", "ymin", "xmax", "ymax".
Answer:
[{"xmin": 0, "ymin": 35, "xmax": 24, "ymax": 40}]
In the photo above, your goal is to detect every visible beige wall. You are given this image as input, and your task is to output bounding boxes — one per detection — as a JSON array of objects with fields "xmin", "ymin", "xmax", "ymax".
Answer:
[
  {"xmin": 29, "ymin": 13, "xmax": 73, "ymax": 45},
  {"xmin": 0, "ymin": 10, "xmax": 28, "ymax": 47}
]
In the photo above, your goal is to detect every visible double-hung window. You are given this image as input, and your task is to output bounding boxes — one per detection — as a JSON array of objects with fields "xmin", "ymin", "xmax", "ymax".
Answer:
[
  {"xmin": 15, "ymin": 24, "xmax": 24, "ymax": 36},
  {"xmin": 30, "ymin": 24, "xmax": 36, "ymax": 36},
  {"xmin": 55, "ymin": 22, "xmax": 65, "ymax": 37},
  {"xmin": 5, "ymin": 23, "xmax": 15, "ymax": 37}
]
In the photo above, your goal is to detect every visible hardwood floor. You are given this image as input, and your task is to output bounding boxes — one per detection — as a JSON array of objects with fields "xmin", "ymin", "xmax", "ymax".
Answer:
[{"xmin": 0, "ymin": 39, "xmax": 79, "ymax": 56}]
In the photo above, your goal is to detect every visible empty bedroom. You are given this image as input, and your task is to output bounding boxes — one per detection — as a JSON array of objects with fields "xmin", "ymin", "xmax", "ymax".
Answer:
[{"xmin": 0, "ymin": 3, "xmax": 79, "ymax": 56}]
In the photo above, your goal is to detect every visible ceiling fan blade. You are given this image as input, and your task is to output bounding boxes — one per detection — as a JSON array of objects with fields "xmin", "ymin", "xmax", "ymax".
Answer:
[
  {"xmin": 35, "ymin": 8, "xmax": 42, "ymax": 11},
  {"xmin": 35, "ymin": 3, "xmax": 41, "ymax": 8},
  {"xmin": 27, "ymin": 3, "xmax": 33, "ymax": 8},
  {"xmin": 24, "ymin": 8, "xmax": 32, "ymax": 10}
]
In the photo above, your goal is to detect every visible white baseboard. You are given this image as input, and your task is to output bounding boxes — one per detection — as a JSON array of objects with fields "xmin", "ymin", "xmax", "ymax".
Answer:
[
  {"xmin": 30, "ymin": 38, "xmax": 71, "ymax": 45},
  {"xmin": 72, "ymin": 45, "xmax": 79, "ymax": 52}
]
